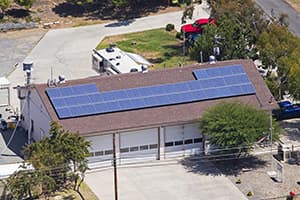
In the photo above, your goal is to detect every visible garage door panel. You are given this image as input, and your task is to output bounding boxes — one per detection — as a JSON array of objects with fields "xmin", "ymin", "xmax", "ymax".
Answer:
[
  {"xmin": 165, "ymin": 124, "xmax": 203, "ymax": 158},
  {"xmin": 87, "ymin": 134, "xmax": 113, "ymax": 150},
  {"xmin": 165, "ymin": 126, "xmax": 184, "ymax": 141},
  {"xmin": 120, "ymin": 128, "xmax": 157, "ymax": 147},
  {"xmin": 184, "ymin": 124, "xmax": 202, "ymax": 139}
]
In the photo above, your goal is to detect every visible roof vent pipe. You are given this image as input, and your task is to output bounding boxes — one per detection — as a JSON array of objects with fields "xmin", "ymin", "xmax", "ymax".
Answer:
[{"xmin": 209, "ymin": 55, "xmax": 216, "ymax": 64}]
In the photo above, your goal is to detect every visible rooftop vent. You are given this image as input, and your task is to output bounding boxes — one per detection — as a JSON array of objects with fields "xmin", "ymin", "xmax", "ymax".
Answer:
[
  {"xmin": 106, "ymin": 47, "xmax": 114, "ymax": 53},
  {"xmin": 209, "ymin": 55, "xmax": 216, "ymax": 64},
  {"xmin": 130, "ymin": 68, "xmax": 138, "ymax": 72},
  {"xmin": 58, "ymin": 75, "xmax": 66, "ymax": 84}
]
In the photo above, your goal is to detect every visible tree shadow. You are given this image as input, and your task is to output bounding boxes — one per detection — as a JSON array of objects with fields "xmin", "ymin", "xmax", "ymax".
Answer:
[
  {"xmin": 180, "ymin": 155, "xmax": 268, "ymax": 176},
  {"xmin": 52, "ymin": 0, "xmax": 168, "ymax": 21},
  {"xmin": 0, "ymin": 127, "xmax": 27, "ymax": 158},
  {"xmin": 280, "ymin": 119, "xmax": 300, "ymax": 142},
  {"xmin": 6, "ymin": 8, "xmax": 30, "ymax": 18},
  {"xmin": 104, "ymin": 19, "xmax": 136, "ymax": 27},
  {"xmin": 162, "ymin": 44, "xmax": 182, "ymax": 58},
  {"xmin": 148, "ymin": 57, "xmax": 164, "ymax": 64}
]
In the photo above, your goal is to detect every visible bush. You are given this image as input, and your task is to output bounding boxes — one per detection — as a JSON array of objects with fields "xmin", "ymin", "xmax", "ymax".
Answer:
[
  {"xmin": 166, "ymin": 24, "xmax": 175, "ymax": 31},
  {"xmin": 176, "ymin": 31, "xmax": 183, "ymax": 40}
]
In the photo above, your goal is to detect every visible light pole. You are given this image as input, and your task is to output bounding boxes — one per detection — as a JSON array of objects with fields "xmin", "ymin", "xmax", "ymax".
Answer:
[{"xmin": 113, "ymin": 132, "xmax": 118, "ymax": 200}]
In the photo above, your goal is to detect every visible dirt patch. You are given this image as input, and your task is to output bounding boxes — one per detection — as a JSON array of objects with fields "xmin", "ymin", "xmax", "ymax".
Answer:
[
  {"xmin": 5, "ymin": 0, "xmax": 182, "ymax": 29},
  {"xmin": 286, "ymin": 0, "xmax": 300, "ymax": 13}
]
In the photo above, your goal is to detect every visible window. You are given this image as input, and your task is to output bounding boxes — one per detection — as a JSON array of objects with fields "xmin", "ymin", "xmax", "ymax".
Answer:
[
  {"xmin": 149, "ymin": 144, "xmax": 158, "ymax": 149},
  {"xmin": 104, "ymin": 149, "xmax": 113, "ymax": 155},
  {"xmin": 194, "ymin": 138, "xmax": 203, "ymax": 143},
  {"xmin": 120, "ymin": 148, "xmax": 129, "ymax": 153},
  {"xmin": 175, "ymin": 140, "xmax": 183, "ymax": 146},
  {"xmin": 165, "ymin": 142, "xmax": 174, "ymax": 147},
  {"xmin": 140, "ymin": 145, "xmax": 149, "ymax": 151},
  {"xmin": 130, "ymin": 146, "xmax": 139, "ymax": 152},
  {"xmin": 95, "ymin": 151, "xmax": 104, "ymax": 156},
  {"xmin": 184, "ymin": 139, "xmax": 193, "ymax": 144}
]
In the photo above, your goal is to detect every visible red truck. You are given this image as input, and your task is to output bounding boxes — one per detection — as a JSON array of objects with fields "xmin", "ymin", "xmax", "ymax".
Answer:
[{"xmin": 181, "ymin": 18, "xmax": 216, "ymax": 37}]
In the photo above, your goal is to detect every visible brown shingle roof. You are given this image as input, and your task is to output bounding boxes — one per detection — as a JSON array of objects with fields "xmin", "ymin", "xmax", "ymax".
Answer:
[{"xmin": 34, "ymin": 59, "xmax": 278, "ymax": 136}]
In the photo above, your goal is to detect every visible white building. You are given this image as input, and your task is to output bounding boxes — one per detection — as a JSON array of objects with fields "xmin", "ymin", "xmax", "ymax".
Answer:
[
  {"xmin": 0, "ymin": 77, "xmax": 11, "ymax": 107},
  {"xmin": 92, "ymin": 46, "xmax": 151, "ymax": 75},
  {"xmin": 18, "ymin": 59, "xmax": 277, "ymax": 165}
]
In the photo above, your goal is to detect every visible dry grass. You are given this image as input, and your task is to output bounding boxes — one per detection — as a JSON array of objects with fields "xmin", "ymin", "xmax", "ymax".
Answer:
[{"xmin": 50, "ymin": 182, "xmax": 99, "ymax": 200}]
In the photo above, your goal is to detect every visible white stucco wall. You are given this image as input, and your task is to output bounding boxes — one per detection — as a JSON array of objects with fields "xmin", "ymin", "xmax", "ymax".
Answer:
[{"xmin": 21, "ymin": 89, "xmax": 51, "ymax": 141}]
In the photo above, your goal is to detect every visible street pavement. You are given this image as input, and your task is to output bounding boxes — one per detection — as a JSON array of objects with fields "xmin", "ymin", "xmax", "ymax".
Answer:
[
  {"xmin": 85, "ymin": 161, "xmax": 247, "ymax": 200},
  {"xmin": 0, "ymin": 30, "xmax": 46, "ymax": 77},
  {"xmin": 256, "ymin": 0, "xmax": 300, "ymax": 37},
  {"xmin": 7, "ymin": 3, "xmax": 210, "ymax": 110}
]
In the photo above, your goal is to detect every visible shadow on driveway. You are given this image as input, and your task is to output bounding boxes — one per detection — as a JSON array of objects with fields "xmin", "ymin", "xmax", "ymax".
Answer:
[
  {"xmin": 180, "ymin": 154, "xmax": 267, "ymax": 176},
  {"xmin": 0, "ymin": 127, "xmax": 27, "ymax": 158},
  {"xmin": 104, "ymin": 19, "xmax": 136, "ymax": 27}
]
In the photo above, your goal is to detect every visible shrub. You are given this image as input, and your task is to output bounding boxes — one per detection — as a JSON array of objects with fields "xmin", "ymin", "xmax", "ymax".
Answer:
[
  {"xmin": 176, "ymin": 31, "xmax": 183, "ymax": 40},
  {"xmin": 166, "ymin": 23, "xmax": 175, "ymax": 31}
]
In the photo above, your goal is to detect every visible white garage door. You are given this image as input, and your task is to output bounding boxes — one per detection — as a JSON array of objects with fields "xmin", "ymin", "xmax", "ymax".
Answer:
[
  {"xmin": 183, "ymin": 124, "xmax": 203, "ymax": 155},
  {"xmin": 87, "ymin": 134, "xmax": 113, "ymax": 167},
  {"xmin": 164, "ymin": 124, "xmax": 202, "ymax": 158},
  {"xmin": 0, "ymin": 88, "xmax": 9, "ymax": 106},
  {"xmin": 120, "ymin": 128, "xmax": 158, "ymax": 163}
]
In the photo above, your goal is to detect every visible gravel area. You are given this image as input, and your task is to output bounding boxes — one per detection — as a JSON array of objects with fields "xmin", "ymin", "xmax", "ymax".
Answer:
[{"xmin": 213, "ymin": 154, "xmax": 300, "ymax": 200}]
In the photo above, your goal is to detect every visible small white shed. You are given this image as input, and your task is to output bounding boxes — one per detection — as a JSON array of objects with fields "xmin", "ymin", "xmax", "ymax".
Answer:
[{"xmin": 0, "ymin": 77, "xmax": 10, "ymax": 106}]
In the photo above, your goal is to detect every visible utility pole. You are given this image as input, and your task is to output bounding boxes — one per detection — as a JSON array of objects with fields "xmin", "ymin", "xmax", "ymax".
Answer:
[
  {"xmin": 23, "ymin": 61, "xmax": 33, "ymax": 145},
  {"xmin": 113, "ymin": 133, "xmax": 118, "ymax": 200},
  {"xmin": 270, "ymin": 110, "xmax": 273, "ymax": 170},
  {"xmin": 182, "ymin": 32, "xmax": 186, "ymax": 66}
]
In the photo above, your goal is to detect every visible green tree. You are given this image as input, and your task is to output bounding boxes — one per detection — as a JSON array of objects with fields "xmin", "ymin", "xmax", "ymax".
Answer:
[
  {"xmin": 14, "ymin": 0, "xmax": 34, "ymax": 9},
  {"xmin": 189, "ymin": 0, "xmax": 266, "ymax": 62},
  {"xmin": 181, "ymin": 4, "xmax": 194, "ymax": 24},
  {"xmin": 257, "ymin": 24, "xmax": 300, "ymax": 99},
  {"xmin": 0, "ymin": 0, "xmax": 11, "ymax": 16},
  {"xmin": 190, "ymin": 23, "xmax": 217, "ymax": 62},
  {"xmin": 22, "ymin": 121, "xmax": 91, "ymax": 196},
  {"xmin": 198, "ymin": 102, "xmax": 280, "ymax": 155},
  {"xmin": 6, "ymin": 164, "xmax": 38, "ymax": 200}
]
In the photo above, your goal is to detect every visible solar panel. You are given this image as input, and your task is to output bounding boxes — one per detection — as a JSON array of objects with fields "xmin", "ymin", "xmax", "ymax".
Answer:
[
  {"xmin": 46, "ymin": 83, "xmax": 99, "ymax": 99},
  {"xmin": 193, "ymin": 65, "xmax": 246, "ymax": 80},
  {"xmin": 47, "ymin": 65, "xmax": 256, "ymax": 119}
]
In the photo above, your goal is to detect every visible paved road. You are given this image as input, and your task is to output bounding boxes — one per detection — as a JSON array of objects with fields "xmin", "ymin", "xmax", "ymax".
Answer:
[
  {"xmin": 0, "ymin": 30, "xmax": 46, "ymax": 77},
  {"xmin": 256, "ymin": 0, "xmax": 300, "ymax": 36},
  {"xmin": 7, "ymin": 3, "xmax": 210, "ymax": 109},
  {"xmin": 85, "ymin": 161, "xmax": 247, "ymax": 200}
]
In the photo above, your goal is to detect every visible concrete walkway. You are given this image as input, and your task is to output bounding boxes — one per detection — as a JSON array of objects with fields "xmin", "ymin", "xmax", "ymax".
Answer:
[{"xmin": 8, "ymin": 3, "xmax": 210, "ymax": 109}]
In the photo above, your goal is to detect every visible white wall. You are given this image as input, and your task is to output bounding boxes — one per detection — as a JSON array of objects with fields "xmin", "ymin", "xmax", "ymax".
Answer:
[{"xmin": 21, "ymin": 89, "xmax": 51, "ymax": 141}]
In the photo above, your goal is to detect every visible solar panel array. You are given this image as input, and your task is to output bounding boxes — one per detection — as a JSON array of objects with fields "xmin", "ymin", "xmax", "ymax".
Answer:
[{"xmin": 46, "ymin": 65, "xmax": 256, "ymax": 119}]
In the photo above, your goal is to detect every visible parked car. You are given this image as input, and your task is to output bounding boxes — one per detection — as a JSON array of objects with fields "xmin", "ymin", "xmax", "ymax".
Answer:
[
  {"xmin": 181, "ymin": 18, "xmax": 216, "ymax": 37},
  {"xmin": 273, "ymin": 100, "xmax": 300, "ymax": 120}
]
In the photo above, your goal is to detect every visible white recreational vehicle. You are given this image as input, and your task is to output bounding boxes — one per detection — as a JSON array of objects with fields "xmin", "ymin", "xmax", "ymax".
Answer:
[{"xmin": 92, "ymin": 46, "xmax": 151, "ymax": 75}]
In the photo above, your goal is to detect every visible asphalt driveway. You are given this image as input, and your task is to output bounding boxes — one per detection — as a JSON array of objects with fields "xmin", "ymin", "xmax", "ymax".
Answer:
[{"xmin": 85, "ymin": 161, "xmax": 247, "ymax": 200}]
